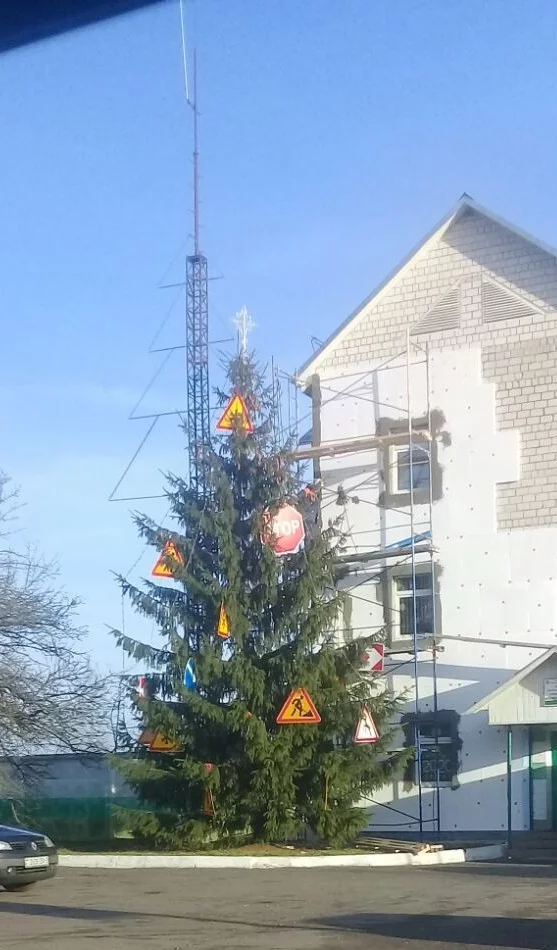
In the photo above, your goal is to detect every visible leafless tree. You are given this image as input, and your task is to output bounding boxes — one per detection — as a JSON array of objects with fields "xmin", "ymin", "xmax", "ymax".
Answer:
[{"xmin": 0, "ymin": 473, "xmax": 114, "ymax": 764}]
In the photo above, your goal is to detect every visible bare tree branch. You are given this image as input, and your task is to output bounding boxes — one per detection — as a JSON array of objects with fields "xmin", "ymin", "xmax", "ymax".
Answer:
[{"xmin": 0, "ymin": 471, "xmax": 115, "ymax": 759}]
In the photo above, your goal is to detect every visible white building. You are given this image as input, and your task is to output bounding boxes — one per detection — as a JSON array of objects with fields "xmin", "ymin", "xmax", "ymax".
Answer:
[{"xmin": 297, "ymin": 196, "xmax": 557, "ymax": 836}]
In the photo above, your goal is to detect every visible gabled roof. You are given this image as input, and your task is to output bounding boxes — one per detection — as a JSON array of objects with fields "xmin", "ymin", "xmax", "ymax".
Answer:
[
  {"xmin": 298, "ymin": 195, "xmax": 557, "ymax": 383},
  {"xmin": 467, "ymin": 647, "xmax": 557, "ymax": 714}
]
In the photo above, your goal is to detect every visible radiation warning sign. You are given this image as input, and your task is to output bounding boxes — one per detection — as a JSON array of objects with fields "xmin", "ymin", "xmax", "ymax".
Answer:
[
  {"xmin": 354, "ymin": 706, "xmax": 380, "ymax": 744},
  {"xmin": 151, "ymin": 541, "xmax": 184, "ymax": 579},
  {"xmin": 216, "ymin": 394, "xmax": 254, "ymax": 434},
  {"xmin": 217, "ymin": 602, "xmax": 231, "ymax": 639},
  {"xmin": 138, "ymin": 729, "xmax": 184, "ymax": 754},
  {"xmin": 276, "ymin": 687, "xmax": 321, "ymax": 725}
]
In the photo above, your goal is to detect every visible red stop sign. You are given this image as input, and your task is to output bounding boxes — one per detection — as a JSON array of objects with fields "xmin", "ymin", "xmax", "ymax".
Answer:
[{"xmin": 262, "ymin": 504, "xmax": 305, "ymax": 556}]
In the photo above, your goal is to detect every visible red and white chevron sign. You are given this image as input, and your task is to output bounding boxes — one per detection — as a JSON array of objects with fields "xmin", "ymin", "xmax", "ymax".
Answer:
[{"xmin": 360, "ymin": 644, "xmax": 385, "ymax": 673}]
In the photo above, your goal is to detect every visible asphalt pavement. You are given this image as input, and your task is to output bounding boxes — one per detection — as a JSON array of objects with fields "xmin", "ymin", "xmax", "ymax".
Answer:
[{"xmin": 0, "ymin": 862, "xmax": 555, "ymax": 949}]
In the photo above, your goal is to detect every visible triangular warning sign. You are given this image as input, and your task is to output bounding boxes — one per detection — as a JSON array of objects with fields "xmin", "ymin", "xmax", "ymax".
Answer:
[
  {"xmin": 138, "ymin": 729, "xmax": 184, "ymax": 753},
  {"xmin": 151, "ymin": 541, "xmax": 184, "ymax": 579},
  {"xmin": 149, "ymin": 732, "xmax": 184, "ymax": 753},
  {"xmin": 138, "ymin": 728, "xmax": 156, "ymax": 748},
  {"xmin": 276, "ymin": 687, "xmax": 321, "ymax": 725},
  {"xmin": 216, "ymin": 394, "xmax": 254, "ymax": 434},
  {"xmin": 354, "ymin": 706, "xmax": 380, "ymax": 744},
  {"xmin": 217, "ymin": 602, "xmax": 231, "ymax": 639}
]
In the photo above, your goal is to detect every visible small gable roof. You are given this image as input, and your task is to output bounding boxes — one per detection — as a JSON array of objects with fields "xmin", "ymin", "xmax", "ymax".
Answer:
[
  {"xmin": 468, "ymin": 648, "xmax": 557, "ymax": 714},
  {"xmin": 298, "ymin": 195, "xmax": 557, "ymax": 383}
]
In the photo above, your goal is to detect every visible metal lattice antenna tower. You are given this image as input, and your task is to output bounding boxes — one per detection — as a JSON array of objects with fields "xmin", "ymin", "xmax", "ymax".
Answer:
[{"xmin": 185, "ymin": 50, "xmax": 210, "ymax": 496}]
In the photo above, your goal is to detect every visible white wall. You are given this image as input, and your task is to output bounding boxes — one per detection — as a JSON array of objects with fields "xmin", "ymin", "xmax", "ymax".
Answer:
[{"xmin": 318, "ymin": 345, "xmax": 557, "ymax": 832}]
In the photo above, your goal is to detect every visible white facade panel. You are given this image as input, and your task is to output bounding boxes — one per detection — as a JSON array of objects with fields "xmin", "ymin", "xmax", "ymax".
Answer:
[{"xmin": 307, "ymin": 203, "xmax": 557, "ymax": 833}]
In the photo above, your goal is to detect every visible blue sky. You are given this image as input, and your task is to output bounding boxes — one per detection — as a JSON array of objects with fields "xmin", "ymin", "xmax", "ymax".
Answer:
[{"xmin": 1, "ymin": 0, "xmax": 557, "ymax": 673}]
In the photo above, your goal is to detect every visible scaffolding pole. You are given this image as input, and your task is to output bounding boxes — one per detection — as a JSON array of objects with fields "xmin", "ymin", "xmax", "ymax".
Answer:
[
  {"xmin": 426, "ymin": 340, "xmax": 441, "ymax": 833},
  {"xmin": 407, "ymin": 328, "xmax": 424, "ymax": 835},
  {"xmin": 300, "ymin": 338, "xmax": 442, "ymax": 836}
]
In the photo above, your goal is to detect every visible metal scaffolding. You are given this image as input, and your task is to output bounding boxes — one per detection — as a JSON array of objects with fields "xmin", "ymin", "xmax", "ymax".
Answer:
[{"xmin": 288, "ymin": 332, "xmax": 442, "ymax": 835}]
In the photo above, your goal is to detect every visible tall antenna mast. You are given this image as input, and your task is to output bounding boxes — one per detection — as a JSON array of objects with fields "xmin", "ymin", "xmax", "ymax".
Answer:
[
  {"xmin": 192, "ymin": 49, "xmax": 200, "ymax": 256},
  {"xmin": 185, "ymin": 48, "xmax": 210, "ymax": 496}
]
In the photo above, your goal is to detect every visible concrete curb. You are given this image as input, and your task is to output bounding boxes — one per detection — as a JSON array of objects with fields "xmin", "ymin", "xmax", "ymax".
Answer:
[
  {"xmin": 464, "ymin": 844, "xmax": 507, "ymax": 863},
  {"xmin": 59, "ymin": 844, "xmax": 505, "ymax": 870}
]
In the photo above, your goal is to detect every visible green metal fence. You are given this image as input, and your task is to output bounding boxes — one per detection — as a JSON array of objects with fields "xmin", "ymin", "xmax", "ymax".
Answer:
[
  {"xmin": 0, "ymin": 796, "xmax": 133, "ymax": 843},
  {"xmin": 0, "ymin": 754, "xmax": 147, "ymax": 845}
]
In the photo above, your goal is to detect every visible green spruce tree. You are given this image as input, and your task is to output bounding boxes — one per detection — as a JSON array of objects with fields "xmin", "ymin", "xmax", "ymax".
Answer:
[{"xmin": 113, "ymin": 354, "xmax": 406, "ymax": 848}]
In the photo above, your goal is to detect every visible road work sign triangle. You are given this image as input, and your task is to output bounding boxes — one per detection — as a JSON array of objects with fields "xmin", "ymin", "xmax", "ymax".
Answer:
[
  {"xmin": 151, "ymin": 541, "xmax": 184, "ymax": 578},
  {"xmin": 216, "ymin": 394, "xmax": 254, "ymax": 434},
  {"xmin": 138, "ymin": 729, "xmax": 184, "ymax": 753},
  {"xmin": 354, "ymin": 706, "xmax": 380, "ymax": 744},
  {"xmin": 217, "ymin": 602, "xmax": 231, "ymax": 639},
  {"xmin": 276, "ymin": 687, "xmax": 321, "ymax": 725}
]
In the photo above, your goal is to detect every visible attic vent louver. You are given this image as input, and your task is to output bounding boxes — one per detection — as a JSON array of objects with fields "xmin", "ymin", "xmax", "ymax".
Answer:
[
  {"xmin": 410, "ymin": 286, "xmax": 460, "ymax": 336},
  {"xmin": 482, "ymin": 278, "xmax": 538, "ymax": 323}
]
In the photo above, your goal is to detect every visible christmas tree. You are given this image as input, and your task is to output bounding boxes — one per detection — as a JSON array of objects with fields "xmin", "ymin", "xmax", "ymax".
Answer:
[{"xmin": 113, "ymin": 354, "xmax": 406, "ymax": 848}]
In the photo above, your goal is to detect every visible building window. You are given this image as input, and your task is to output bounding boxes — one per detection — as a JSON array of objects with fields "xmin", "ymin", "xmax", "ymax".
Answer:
[
  {"xmin": 391, "ymin": 441, "xmax": 430, "ymax": 494},
  {"xmin": 401, "ymin": 711, "xmax": 461, "ymax": 787},
  {"xmin": 393, "ymin": 571, "xmax": 434, "ymax": 639},
  {"xmin": 419, "ymin": 719, "xmax": 456, "ymax": 785}
]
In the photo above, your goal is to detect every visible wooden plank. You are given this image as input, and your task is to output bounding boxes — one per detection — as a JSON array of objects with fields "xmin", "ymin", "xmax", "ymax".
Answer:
[
  {"xmin": 357, "ymin": 836, "xmax": 443, "ymax": 854},
  {"xmin": 291, "ymin": 430, "xmax": 431, "ymax": 462}
]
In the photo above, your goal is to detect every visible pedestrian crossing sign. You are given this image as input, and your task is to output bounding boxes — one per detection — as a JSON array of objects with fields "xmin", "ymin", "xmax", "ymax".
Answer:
[{"xmin": 354, "ymin": 706, "xmax": 380, "ymax": 744}]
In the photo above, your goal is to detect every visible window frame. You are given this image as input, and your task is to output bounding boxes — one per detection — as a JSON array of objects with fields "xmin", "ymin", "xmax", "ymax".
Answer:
[
  {"xmin": 401, "ymin": 710, "xmax": 461, "ymax": 788},
  {"xmin": 388, "ymin": 439, "xmax": 431, "ymax": 497},
  {"xmin": 390, "ymin": 566, "xmax": 435, "ymax": 642},
  {"xmin": 376, "ymin": 415, "xmax": 443, "ymax": 509},
  {"xmin": 418, "ymin": 725, "xmax": 455, "ymax": 787}
]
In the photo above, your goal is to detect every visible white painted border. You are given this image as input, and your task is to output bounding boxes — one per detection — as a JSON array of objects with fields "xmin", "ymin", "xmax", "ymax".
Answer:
[
  {"xmin": 59, "ymin": 844, "xmax": 505, "ymax": 870},
  {"xmin": 463, "ymin": 844, "xmax": 506, "ymax": 862}
]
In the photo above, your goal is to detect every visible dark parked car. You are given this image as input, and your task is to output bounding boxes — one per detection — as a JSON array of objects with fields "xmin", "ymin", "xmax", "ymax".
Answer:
[{"xmin": 0, "ymin": 824, "xmax": 58, "ymax": 891}]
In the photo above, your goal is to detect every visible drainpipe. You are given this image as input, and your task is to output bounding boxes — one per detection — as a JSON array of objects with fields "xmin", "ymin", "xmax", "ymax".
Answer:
[
  {"xmin": 506, "ymin": 726, "xmax": 513, "ymax": 851},
  {"xmin": 528, "ymin": 726, "xmax": 534, "ymax": 833}
]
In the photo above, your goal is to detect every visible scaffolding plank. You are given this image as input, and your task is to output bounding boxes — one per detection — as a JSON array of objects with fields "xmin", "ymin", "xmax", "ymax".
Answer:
[{"xmin": 291, "ymin": 430, "xmax": 431, "ymax": 461}]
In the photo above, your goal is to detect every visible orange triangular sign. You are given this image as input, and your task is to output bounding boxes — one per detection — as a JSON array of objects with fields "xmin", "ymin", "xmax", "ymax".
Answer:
[
  {"xmin": 138, "ymin": 728, "xmax": 156, "ymax": 748},
  {"xmin": 149, "ymin": 732, "xmax": 184, "ymax": 753},
  {"xmin": 276, "ymin": 687, "xmax": 321, "ymax": 725},
  {"xmin": 354, "ymin": 706, "xmax": 380, "ymax": 744},
  {"xmin": 151, "ymin": 541, "xmax": 184, "ymax": 579},
  {"xmin": 217, "ymin": 602, "xmax": 231, "ymax": 639},
  {"xmin": 216, "ymin": 394, "xmax": 254, "ymax": 434},
  {"xmin": 138, "ymin": 729, "xmax": 183, "ymax": 753}
]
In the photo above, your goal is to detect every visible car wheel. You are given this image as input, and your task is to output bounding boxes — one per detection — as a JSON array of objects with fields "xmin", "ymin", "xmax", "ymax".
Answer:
[{"xmin": 3, "ymin": 883, "xmax": 35, "ymax": 892}]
